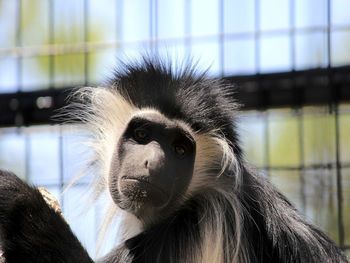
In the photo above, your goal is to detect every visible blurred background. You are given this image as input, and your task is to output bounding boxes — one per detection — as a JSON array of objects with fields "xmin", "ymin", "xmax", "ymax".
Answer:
[{"xmin": 0, "ymin": 0, "xmax": 349, "ymax": 259}]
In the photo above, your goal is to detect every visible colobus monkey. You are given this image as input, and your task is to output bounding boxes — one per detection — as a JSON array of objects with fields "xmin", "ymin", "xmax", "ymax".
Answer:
[{"xmin": 0, "ymin": 57, "xmax": 348, "ymax": 263}]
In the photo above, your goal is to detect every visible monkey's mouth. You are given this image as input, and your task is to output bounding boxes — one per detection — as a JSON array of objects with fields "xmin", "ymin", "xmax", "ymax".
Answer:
[{"xmin": 119, "ymin": 176, "xmax": 169, "ymax": 207}]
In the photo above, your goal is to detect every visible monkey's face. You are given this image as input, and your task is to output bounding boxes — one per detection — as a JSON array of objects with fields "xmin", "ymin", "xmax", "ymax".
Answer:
[{"xmin": 109, "ymin": 111, "xmax": 196, "ymax": 220}]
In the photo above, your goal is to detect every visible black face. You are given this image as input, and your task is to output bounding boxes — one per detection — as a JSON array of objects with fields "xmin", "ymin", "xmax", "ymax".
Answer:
[{"xmin": 109, "ymin": 113, "xmax": 196, "ymax": 219}]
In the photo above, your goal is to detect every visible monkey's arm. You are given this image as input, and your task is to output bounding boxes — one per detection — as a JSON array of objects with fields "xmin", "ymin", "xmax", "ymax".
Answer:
[{"xmin": 0, "ymin": 170, "xmax": 93, "ymax": 263}]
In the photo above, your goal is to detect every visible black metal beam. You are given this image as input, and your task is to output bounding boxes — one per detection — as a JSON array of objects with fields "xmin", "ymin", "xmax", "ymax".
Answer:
[
  {"xmin": 229, "ymin": 65, "xmax": 350, "ymax": 110},
  {"xmin": 1, "ymin": 66, "xmax": 350, "ymax": 127},
  {"xmin": 0, "ymin": 88, "xmax": 72, "ymax": 127}
]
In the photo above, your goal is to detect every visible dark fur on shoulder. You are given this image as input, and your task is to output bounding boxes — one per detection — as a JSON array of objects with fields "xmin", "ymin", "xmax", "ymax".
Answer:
[{"xmin": 0, "ymin": 171, "xmax": 92, "ymax": 263}]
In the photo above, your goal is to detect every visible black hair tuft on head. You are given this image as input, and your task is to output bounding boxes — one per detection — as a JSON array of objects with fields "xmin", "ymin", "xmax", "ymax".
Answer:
[{"xmin": 108, "ymin": 56, "xmax": 242, "ymax": 157}]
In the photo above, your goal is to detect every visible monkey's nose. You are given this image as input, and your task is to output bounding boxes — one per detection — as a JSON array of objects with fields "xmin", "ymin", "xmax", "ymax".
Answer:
[
  {"xmin": 143, "ymin": 142, "xmax": 165, "ymax": 172},
  {"xmin": 144, "ymin": 156, "xmax": 164, "ymax": 173}
]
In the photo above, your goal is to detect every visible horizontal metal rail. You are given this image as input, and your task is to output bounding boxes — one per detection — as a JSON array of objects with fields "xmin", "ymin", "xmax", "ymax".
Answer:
[{"xmin": 1, "ymin": 65, "xmax": 350, "ymax": 127}]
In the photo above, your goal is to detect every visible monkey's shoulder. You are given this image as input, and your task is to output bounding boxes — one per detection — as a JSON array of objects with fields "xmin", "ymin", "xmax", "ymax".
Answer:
[{"xmin": 0, "ymin": 170, "xmax": 44, "ymax": 215}]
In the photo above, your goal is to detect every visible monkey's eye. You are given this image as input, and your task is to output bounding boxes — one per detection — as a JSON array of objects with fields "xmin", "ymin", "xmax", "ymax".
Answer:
[
  {"xmin": 134, "ymin": 128, "xmax": 149, "ymax": 142},
  {"xmin": 174, "ymin": 145, "xmax": 186, "ymax": 157}
]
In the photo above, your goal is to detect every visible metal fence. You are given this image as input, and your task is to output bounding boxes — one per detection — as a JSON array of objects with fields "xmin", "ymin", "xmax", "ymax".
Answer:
[{"xmin": 0, "ymin": 0, "xmax": 349, "ymax": 257}]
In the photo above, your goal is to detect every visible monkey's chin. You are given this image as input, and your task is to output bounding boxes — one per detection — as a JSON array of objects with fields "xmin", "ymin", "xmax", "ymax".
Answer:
[{"xmin": 119, "ymin": 177, "xmax": 170, "ymax": 210}]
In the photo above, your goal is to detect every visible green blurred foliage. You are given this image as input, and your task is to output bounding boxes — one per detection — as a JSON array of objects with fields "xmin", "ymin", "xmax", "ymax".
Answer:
[
  {"xmin": 268, "ymin": 115, "xmax": 300, "ymax": 167},
  {"xmin": 18, "ymin": 0, "xmax": 106, "ymax": 88},
  {"xmin": 303, "ymin": 112, "xmax": 336, "ymax": 165}
]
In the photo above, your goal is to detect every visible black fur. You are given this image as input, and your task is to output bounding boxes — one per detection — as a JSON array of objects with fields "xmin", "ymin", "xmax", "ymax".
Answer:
[
  {"xmin": 0, "ymin": 171, "xmax": 92, "ymax": 263},
  {"xmin": 109, "ymin": 58, "xmax": 242, "ymax": 157},
  {"xmin": 0, "ymin": 58, "xmax": 348, "ymax": 262}
]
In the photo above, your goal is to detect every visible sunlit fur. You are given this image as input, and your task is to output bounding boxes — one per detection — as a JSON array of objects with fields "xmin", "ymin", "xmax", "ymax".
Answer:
[{"xmin": 67, "ymin": 58, "xmax": 348, "ymax": 263}]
